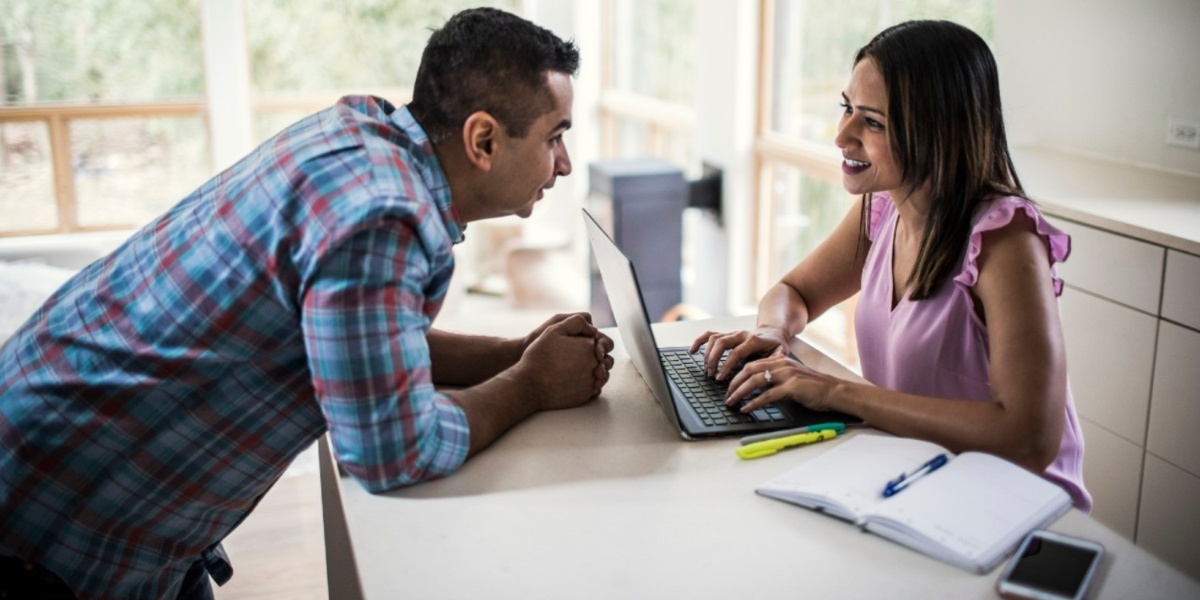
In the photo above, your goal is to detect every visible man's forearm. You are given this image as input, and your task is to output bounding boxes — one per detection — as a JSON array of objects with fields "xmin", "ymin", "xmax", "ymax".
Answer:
[
  {"xmin": 443, "ymin": 367, "xmax": 540, "ymax": 457},
  {"xmin": 427, "ymin": 328, "xmax": 524, "ymax": 386}
]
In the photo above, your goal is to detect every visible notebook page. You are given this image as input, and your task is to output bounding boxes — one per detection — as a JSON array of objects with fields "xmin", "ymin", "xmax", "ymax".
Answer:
[
  {"xmin": 865, "ymin": 452, "xmax": 1071, "ymax": 572},
  {"xmin": 756, "ymin": 434, "xmax": 948, "ymax": 523}
]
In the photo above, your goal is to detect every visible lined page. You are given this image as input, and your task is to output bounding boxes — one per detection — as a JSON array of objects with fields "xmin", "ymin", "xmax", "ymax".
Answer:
[
  {"xmin": 756, "ymin": 434, "xmax": 947, "ymax": 522},
  {"xmin": 866, "ymin": 452, "xmax": 1071, "ymax": 572}
]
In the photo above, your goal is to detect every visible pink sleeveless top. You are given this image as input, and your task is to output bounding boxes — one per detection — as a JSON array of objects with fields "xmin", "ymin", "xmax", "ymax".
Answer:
[{"xmin": 854, "ymin": 193, "xmax": 1091, "ymax": 511}]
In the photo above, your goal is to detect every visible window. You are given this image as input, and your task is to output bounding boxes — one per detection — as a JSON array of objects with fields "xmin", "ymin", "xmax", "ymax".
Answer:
[
  {"xmin": 599, "ymin": 0, "xmax": 696, "ymax": 166},
  {"xmin": 755, "ymin": 0, "xmax": 994, "ymax": 366},
  {"xmin": 0, "ymin": 0, "xmax": 206, "ymax": 236},
  {"xmin": 237, "ymin": 1, "xmax": 527, "ymax": 302},
  {"xmin": 71, "ymin": 116, "xmax": 210, "ymax": 228},
  {"xmin": 243, "ymin": 0, "xmax": 519, "ymax": 143},
  {"xmin": 0, "ymin": 0, "xmax": 521, "ymax": 238}
]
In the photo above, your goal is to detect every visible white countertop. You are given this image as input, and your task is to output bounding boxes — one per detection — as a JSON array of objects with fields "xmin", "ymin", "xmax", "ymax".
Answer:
[
  {"xmin": 322, "ymin": 316, "xmax": 1200, "ymax": 600},
  {"xmin": 1013, "ymin": 146, "xmax": 1200, "ymax": 255}
]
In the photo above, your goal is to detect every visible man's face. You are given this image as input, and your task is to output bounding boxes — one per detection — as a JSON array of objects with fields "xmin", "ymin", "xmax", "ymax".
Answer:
[{"xmin": 486, "ymin": 71, "xmax": 574, "ymax": 219}]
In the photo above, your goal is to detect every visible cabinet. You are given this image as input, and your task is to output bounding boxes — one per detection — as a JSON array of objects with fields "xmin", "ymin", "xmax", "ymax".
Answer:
[
  {"xmin": 1052, "ymin": 217, "xmax": 1200, "ymax": 580},
  {"xmin": 1147, "ymin": 321, "xmax": 1200, "ymax": 477},
  {"xmin": 1162, "ymin": 250, "xmax": 1200, "ymax": 331},
  {"xmin": 586, "ymin": 159, "xmax": 688, "ymax": 327},
  {"xmin": 1142, "ymin": 321, "xmax": 1200, "ymax": 582},
  {"xmin": 1138, "ymin": 455, "xmax": 1200, "ymax": 580},
  {"xmin": 1077, "ymin": 420, "xmax": 1142, "ymax": 539},
  {"xmin": 1059, "ymin": 286, "xmax": 1157, "ymax": 442}
]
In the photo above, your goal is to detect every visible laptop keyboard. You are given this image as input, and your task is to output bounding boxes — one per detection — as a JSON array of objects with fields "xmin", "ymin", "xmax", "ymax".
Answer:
[{"xmin": 659, "ymin": 347, "xmax": 789, "ymax": 427}]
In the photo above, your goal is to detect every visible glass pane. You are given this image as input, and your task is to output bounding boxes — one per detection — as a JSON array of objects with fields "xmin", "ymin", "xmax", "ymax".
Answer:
[
  {"xmin": 616, "ymin": 120, "xmax": 650, "ymax": 158},
  {"xmin": 254, "ymin": 110, "xmax": 311, "ymax": 147},
  {"xmin": 610, "ymin": 0, "xmax": 695, "ymax": 104},
  {"xmin": 72, "ymin": 117, "xmax": 211, "ymax": 228},
  {"xmin": 244, "ymin": 0, "xmax": 519, "ymax": 96},
  {"xmin": 771, "ymin": 0, "xmax": 994, "ymax": 144},
  {"xmin": 1, "ymin": 0, "xmax": 204, "ymax": 104},
  {"xmin": 765, "ymin": 161, "xmax": 859, "ymax": 368},
  {"xmin": 0, "ymin": 121, "xmax": 57, "ymax": 233},
  {"xmin": 767, "ymin": 163, "xmax": 851, "ymax": 279},
  {"xmin": 604, "ymin": 118, "xmax": 691, "ymax": 168}
]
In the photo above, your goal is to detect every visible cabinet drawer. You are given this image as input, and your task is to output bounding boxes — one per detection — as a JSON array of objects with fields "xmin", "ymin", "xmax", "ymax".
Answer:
[
  {"xmin": 1137, "ymin": 455, "xmax": 1200, "ymax": 582},
  {"xmin": 1162, "ymin": 250, "xmax": 1200, "ymax": 331},
  {"xmin": 1148, "ymin": 321, "xmax": 1200, "ymax": 477},
  {"xmin": 1079, "ymin": 419, "xmax": 1141, "ymax": 540},
  {"xmin": 1052, "ymin": 218, "xmax": 1164, "ymax": 315},
  {"xmin": 1060, "ymin": 287, "xmax": 1157, "ymax": 444}
]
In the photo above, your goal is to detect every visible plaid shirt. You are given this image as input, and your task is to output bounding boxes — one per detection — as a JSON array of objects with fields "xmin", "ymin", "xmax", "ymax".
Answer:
[{"xmin": 0, "ymin": 97, "xmax": 471, "ymax": 599}]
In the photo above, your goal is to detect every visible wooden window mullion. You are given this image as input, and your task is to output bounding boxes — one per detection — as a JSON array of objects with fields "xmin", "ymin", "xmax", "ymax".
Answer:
[{"xmin": 47, "ymin": 114, "xmax": 77, "ymax": 233}]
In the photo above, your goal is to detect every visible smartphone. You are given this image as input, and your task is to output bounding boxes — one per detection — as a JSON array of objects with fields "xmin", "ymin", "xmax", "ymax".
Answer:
[{"xmin": 996, "ymin": 529, "xmax": 1104, "ymax": 600}]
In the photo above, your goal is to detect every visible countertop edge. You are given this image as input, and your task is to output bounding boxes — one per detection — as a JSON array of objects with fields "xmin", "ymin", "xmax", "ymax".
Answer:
[{"xmin": 1039, "ymin": 202, "xmax": 1200, "ymax": 257}]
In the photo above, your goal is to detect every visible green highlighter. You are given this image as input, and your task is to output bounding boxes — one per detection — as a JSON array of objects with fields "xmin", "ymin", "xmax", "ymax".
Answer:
[
  {"xmin": 739, "ymin": 422, "xmax": 847, "ymax": 446},
  {"xmin": 735, "ymin": 422, "xmax": 847, "ymax": 460}
]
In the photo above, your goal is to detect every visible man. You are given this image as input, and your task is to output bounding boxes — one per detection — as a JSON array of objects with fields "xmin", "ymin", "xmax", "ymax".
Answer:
[{"xmin": 0, "ymin": 8, "xmax": 612, "ymax": 599}]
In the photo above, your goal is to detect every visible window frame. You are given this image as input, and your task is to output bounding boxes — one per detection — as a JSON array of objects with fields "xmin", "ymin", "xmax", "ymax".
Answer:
[
  {"xmin": 751, "ymin": 0, "xmax": 862, "ymax": 366},
  {"xmin": 752, "ymin": 0, "xmax": 847, "ymax": 297},
  {"xmin": 597, "ymin": 0, "xmax": 696, "ymax": 166},
  {"xmin": 0, "ymin": 100, "xmax": 207, "ymax": 236}
]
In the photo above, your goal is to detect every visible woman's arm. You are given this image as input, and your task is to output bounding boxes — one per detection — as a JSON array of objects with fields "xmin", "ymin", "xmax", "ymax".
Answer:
[
  {"xmin": 693, "ymin": 196, "xmax": 871, "ymax": 379},
  {"xmin": 772, "ymin": 196, "xmax": 872, "ymax": 328},
  {"xmin": 729, "ymin": 210, "xmax": 1068, "ymax": 472}
]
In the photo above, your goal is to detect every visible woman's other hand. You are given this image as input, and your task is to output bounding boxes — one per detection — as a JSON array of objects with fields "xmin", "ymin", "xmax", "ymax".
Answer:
[
  {"xmin": 687, "ymin": 326, "xmax": 790, "ymax": 380},
  {"xmin": 723, "ymin": 355, "xmax": 843, "ymax": 413}
]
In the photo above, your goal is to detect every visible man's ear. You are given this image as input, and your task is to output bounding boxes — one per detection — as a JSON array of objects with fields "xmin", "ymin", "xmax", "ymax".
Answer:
[{"xmin": 461, "ymin": 111, "xmax": 500, "ymax": 172}]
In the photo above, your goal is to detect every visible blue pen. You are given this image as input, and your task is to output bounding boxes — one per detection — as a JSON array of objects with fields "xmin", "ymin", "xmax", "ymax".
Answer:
[{"xmin": 882, "ymin": 453, "xmax": 950, "ymax": 497}]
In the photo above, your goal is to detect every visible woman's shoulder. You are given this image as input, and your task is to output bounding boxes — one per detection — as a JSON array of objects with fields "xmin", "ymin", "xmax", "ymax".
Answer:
[
  {"xmin": 954, "ymin": 195, "xmax": 1071, "ymax": 294},
  {"xmin": 976, "ymin": 195, "xmax": 1042, "ymax": 221},
  {"xmin": 972, "ymin": 196, "xmax": 1065, "ymax": 245}
]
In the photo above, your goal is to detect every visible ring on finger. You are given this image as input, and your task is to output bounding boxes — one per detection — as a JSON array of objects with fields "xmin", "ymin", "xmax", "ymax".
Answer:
[{"xmin": 764, "ymin": 369, "xmax": 773, "ymax": 384}]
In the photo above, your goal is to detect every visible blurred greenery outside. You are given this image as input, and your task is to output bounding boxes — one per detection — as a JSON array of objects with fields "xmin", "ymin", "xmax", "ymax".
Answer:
[
  {"xmin": 602, "ymin": 0, "xmax": 695, "ymax": 166},
  {"xmin": 0, "ymin": 0, "xmax": 992, "ymax": 326},
  {"xmin": 620, "ymin": 0, "xmax": 694, "ymax": 105},
  {"xmin": 0, "ymin": 0, "xmax": 993, "ymax": 367},
  {"xmin": 773, "ymin": 0, "xmax": 993, "ymax": 144},
  {"xmin": 0, "ymin": 0, "xmax": 515, "ymax": 234}
]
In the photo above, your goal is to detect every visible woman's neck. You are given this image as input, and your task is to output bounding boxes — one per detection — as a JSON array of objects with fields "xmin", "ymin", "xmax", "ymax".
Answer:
[{"xmin": 888, "ymin": 186, "xmax": 932, "ymax": 239}]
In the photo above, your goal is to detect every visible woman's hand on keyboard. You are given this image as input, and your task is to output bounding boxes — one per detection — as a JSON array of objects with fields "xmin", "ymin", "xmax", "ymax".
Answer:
[
  {"xmin": 723, "ymin": 355, "xmax": 842, "ymax": 413},
  {"xmin": 688, "ymin": 326, "xmax": 790, "ymax": 381}
]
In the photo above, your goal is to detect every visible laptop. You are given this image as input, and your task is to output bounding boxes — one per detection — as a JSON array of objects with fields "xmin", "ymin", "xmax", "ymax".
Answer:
[{"xmin": 583, "ymin": 208, "xmax": 860, "ymax": 439}]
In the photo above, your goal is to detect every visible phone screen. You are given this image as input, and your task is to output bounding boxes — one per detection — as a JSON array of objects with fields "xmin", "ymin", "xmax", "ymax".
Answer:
[{"xmin": 1006, "ymin": 534, "xmax": 1100, "ymax": 596}]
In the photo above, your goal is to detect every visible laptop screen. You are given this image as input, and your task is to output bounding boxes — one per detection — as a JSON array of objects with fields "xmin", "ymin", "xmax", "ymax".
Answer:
[{"xmin": 582, "ymin": 208, "xmax": 683, "ymax": 431}]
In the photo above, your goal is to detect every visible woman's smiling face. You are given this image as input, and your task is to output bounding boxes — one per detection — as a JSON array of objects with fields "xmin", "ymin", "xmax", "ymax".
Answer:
[{"xmin": 834, "ymin": 58, "xmax": 908, "ymax": 198}]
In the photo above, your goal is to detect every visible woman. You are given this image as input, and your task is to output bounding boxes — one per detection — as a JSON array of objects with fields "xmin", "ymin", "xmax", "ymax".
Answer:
[{"xmin": 692, "ymin": 20, "xmax": 1090, "ymax": 510}]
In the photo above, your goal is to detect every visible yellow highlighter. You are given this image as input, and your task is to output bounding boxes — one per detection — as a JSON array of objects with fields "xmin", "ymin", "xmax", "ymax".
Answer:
[{"xmin": 736, "ymin": 429, "xmax": 838, "ymax": 460}]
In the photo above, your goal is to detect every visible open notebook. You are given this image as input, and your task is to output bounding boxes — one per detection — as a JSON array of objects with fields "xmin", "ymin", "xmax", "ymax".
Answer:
[{"xmin": 756, "ymin": 434, "xmax": 1072, "ymax": 573}]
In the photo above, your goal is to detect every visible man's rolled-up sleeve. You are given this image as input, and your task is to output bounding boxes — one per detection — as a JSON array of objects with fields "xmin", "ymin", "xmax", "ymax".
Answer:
[{"xmin": 300, "ymin": 223, "xmax": 469, "ymax": 492}]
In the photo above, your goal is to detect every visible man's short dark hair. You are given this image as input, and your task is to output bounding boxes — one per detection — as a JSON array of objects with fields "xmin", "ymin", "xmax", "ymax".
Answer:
[{"xmin": 409, "ymin": 7, "xmax": 580, "ymax": 144}]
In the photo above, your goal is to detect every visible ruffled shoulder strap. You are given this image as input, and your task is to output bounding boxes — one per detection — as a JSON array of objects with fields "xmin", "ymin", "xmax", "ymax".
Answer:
[
  {"xmin": 866, "ymin": 192, "xmax": 893, "ymax": 243},
  {"xmin": 953, "ymin": 196, "xmax": 1072, "ymax": 296}
]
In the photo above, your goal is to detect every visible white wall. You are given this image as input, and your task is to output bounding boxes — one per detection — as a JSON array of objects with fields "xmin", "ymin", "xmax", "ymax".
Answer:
[
  {"xmin": 690, "ymin": 0, "xmax": 761, "ymax": 317},
  {"xmin": 996, "ymin": 0, "xmax": 1200, "ymax": 176}
]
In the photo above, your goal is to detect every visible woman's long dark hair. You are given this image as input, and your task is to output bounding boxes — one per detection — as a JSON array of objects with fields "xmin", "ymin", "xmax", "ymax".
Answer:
[{"xmin": 855, "ymin": 20, "xmax": 1025, "ymax": 300}]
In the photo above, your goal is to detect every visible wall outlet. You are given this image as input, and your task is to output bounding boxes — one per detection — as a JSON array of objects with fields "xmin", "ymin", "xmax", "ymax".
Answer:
[{"xmin": 1166, "ymin": 117, "xmax": 1200, "ymax": 150}]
